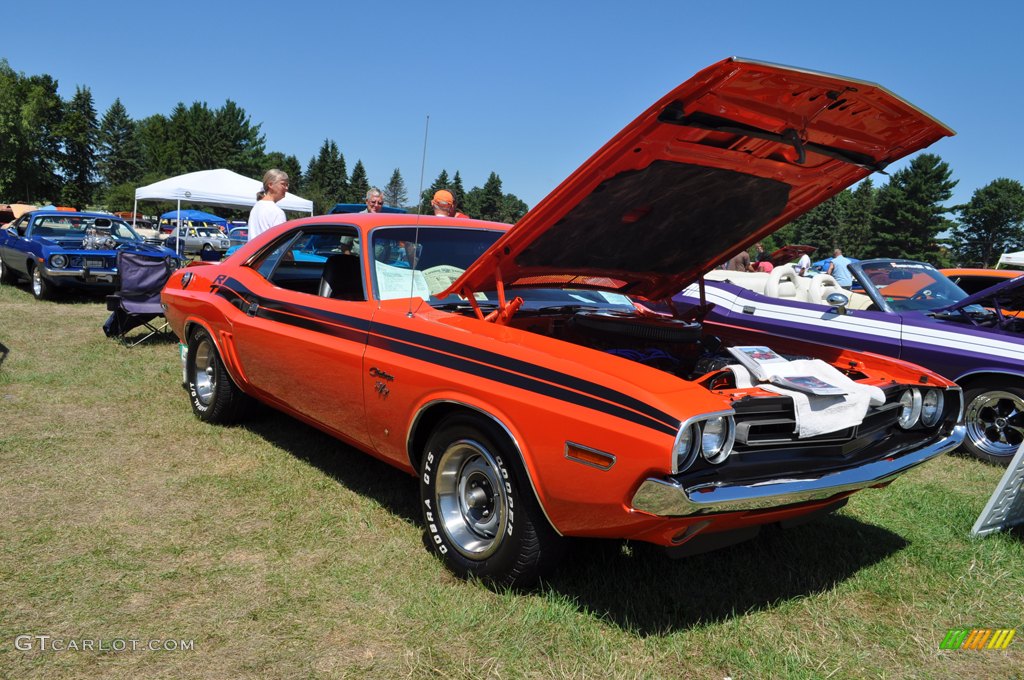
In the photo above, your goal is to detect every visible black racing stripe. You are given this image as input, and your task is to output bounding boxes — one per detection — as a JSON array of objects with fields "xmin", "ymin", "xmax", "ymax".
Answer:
[
  {"xmin": 376, "ymin": 322, "xmax": 680, "ymax": 430},
  {"xmin": 218, "ymin": 277, "xmax": 679, "ymax": 436},
  {"xmin": 257, "ymin": 307, "xmax": 369, "ymax": 343},
  {"xmin": 370, "ymin": 334, "xmax": 678, "ymax": 436}
]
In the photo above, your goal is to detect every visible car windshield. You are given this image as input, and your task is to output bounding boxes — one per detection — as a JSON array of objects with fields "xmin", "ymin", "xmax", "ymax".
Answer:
[
  {"xmin": 856, "ymin": 261, "xmax": 968, "ymax": 312},
  {"xmin": 31, "ymin": 215, "xmax": 141, "ymax": 241},
  {"xmin": 371, "ymin": 226, "xmax": 633, "ymax": 309}
]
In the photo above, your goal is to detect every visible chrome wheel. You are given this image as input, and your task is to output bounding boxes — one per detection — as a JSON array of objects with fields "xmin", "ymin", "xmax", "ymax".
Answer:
[
  {"xmin": 435, "ymin": 438, "xmax": 508, "ymax": 560},
  {"xmin": 30, "ymin": 265, "xmax": 50, "ymax": 299},
  {"xmin": 192, "ymin": 335, "xmax": 217, "ymax": 407},
  {"xmin": 965, "ymin": 389, "xmax": 1024, "ymax": 461}
]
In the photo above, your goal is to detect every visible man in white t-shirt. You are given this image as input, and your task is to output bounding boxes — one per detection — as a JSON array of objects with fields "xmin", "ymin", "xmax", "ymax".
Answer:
[
  {"xmin": 796, "ymin": 251, "xmax": 811, "ymax": 276},
  {"xmin": 247, "ymin": 169, "xmax": 289, "ymax": 241}
]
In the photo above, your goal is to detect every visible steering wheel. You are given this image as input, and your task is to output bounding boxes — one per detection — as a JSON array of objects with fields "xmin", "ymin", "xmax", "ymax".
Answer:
[{"xmin": 910, "ymin": 289, "xmax": 933, "ymax": 301}]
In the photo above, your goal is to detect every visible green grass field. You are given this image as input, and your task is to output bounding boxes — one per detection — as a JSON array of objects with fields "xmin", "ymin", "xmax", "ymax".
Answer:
[{"xmin": 1, "ymin": 281, "xmax": 1022, "ymax": 679}]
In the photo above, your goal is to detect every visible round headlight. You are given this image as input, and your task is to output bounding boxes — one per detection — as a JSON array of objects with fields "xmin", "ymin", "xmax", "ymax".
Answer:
[
  {"xmin": 898, "ymin": 388, "xmax": 923, "ymax": 429},
  {"xmin": 50, "ymin": 254, "xmax": 68, "ymax": 269},
  {"xmin": 672, "ymin": 424, "xmax": 697, "ymax": 473},
  {"xmin": 920, "ymin": 389, "xmax": 944, "ymax": 427},
  {"xmin": 701, "ymin": 416, "xmax": 734, "ymax": 464}
]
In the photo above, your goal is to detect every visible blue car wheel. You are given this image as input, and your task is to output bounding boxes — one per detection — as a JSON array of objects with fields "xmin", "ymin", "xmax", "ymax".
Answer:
[{"xmin": 30, "ymin": 264, "xmax": 54, "ymax": 300}]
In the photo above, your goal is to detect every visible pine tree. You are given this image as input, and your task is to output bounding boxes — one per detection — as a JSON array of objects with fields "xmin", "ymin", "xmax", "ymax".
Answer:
[
  {"xmin": 475, "ymin": 172, "xmax": 505, "ymax": 222},
  {"xmin": 347, "ymin": 160, "xmax": 370, "ymax": 204},
  {"xmin": 383, "ymin": 168, "xmax": 407, "ymax": 208},
  {"xmin": 59, "ymin": 85, "xmax": 98, "ymax": 207},
  {"xmin": 304, "ymin": 140, "xmax": 347, "ymax": 213},
  {"xmin": 97, "ymin": 98, "xmax": 141, "ymax": 188},
  {"xmin": 451, "ymin": 171, "xmax": 467, "ymax": 213},
  {"xmin": 868, "ymin": 154, "xmax": 956, "ymax": 262}
]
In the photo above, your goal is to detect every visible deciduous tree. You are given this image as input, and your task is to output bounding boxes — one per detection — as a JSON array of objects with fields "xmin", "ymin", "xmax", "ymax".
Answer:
[{"xmin": 951, "ymin": 178, "xmax": 1024, "ymax": 267}]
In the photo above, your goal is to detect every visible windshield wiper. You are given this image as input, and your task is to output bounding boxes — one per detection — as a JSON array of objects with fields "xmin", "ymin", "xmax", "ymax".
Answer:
[{"xmin": 432, "ymin": 301, "xmax": 498, "ymax": 312}]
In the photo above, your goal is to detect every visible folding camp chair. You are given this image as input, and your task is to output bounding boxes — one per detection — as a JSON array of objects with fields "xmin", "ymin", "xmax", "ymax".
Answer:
[{"xmin": 103, "ymin": 251, "xmax": 174, "ymax": 346}]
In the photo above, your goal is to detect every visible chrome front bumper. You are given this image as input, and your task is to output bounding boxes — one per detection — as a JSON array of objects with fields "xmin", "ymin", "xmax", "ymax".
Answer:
[{"xmin": 631, "ymin": 426, "xmax": 965, "ymax": 516}]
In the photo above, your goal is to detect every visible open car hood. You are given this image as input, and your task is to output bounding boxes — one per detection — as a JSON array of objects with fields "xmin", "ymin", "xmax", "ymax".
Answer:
[
  {"xmin": 445, "ymin": 57, "xmax": 953, "ymax": 302},
  {"xmin": 770, "ymin": 244, "xmax": 816, "ymax": 267},
  {"xmin": 940, "ymin": 273, "xmax": 1024, "ymax": 313}
]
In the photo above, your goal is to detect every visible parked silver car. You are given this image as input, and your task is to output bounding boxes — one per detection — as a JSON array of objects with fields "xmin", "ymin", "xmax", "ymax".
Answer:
[{"xmin": 164, "ymin": 226, "xmax": 230, "ymax": 255}]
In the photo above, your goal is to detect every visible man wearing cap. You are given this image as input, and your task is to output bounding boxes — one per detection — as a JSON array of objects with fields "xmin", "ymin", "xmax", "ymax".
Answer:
[{"xmin": 431, "ymin": 190, "xmax": 468, "ymax": 218}]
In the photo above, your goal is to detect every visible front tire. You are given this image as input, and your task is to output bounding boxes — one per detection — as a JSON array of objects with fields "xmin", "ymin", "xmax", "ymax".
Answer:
[
  {"xmin": 30, "ymin": 264, "xmax": 53, "ymax": 300},
  {"xmin": 419, "ymin": 414, "xmax": 563, "ymax": 587},
  {"xmin": 186, "ymin": 327, "xmax": 251, "ymax": 424},
  {"xmin": 963, "ymin": 380, "xmax": 1024, "ymax": 466}
]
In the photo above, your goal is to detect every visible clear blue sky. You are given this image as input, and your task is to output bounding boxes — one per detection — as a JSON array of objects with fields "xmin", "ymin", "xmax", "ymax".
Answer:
[{"xmin": 5, "ymin": 0, "xmax": 1022, "ymax": 212}]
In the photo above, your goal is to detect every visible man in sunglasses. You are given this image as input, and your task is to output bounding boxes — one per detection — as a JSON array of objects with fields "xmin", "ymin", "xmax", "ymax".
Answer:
[{"xmin": 362, "ymin": 188, "xmax": 385, "ymax": 213}]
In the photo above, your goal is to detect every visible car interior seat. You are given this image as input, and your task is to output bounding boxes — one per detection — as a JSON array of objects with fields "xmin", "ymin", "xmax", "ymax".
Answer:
[
  {"xmin": 319, "ymin": 254, "xmax": 364, "ymax": 301},
  {"xmin": 765, "ymin": 264, "xmax": 808, "ymax": 300},
  {"xmin": 807, "ymin": 273, "xmax": 844, "ymax": 305}
]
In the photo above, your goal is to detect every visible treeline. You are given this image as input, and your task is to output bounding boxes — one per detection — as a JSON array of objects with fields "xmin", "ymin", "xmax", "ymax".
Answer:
[
  {"xmin": 4, "ymin": 59, "xmax": 1024, "ymax": 266},
  {"xmin": 0, "ymin": 59, "xmax": 529, "ymax": 222},
  {"xmin": 747, "ymin": 155, "xmax": 1024, "ymax": 269}
]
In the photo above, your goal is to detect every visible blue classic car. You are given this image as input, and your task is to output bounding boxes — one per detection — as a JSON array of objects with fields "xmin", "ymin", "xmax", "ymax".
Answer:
[
  {"xmin": 0, "ymin": 210, "xmax": 182, "ymax": 300},
  {"xmin": 676, "ymin": 259, "xmax": 1024, "ymax": 465}
]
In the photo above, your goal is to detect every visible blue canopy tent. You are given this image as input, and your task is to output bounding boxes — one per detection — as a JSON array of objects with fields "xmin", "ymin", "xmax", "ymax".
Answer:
[{"xmin": 159, "ymin": 209, "xmax": 227, "ymax": 227}]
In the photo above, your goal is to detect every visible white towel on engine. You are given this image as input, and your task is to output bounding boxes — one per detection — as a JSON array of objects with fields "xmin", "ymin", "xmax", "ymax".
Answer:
[{"xmin": 727, "ymin": 359, "xmax": 885, "ymax": 438}]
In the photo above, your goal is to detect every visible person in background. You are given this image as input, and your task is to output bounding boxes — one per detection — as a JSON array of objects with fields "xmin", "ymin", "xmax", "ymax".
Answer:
[
  {"xmin": 828, "ymin": 247, "xmax": 854, "ymax": 289},
  {"xmin": 247, "ymin": 169, "xmax": 288, "ymax": 241},
  {"xmin": 751, "ymin": 242, "xmax": 770, "ymax": 272},
  {"xmin": 724, "ymin": 248, "xmax": 751, "ymax": 272},
  {"xmin": 362, "ymin": 188, "xmax": 384, "ymax": 213},
  {"xmin": 796, "ymin": 250, "xmax": 812, "ymax": 276},
  {"xmin": 431, "ymin": 189, "xmax": 469, "ymax": 218}
]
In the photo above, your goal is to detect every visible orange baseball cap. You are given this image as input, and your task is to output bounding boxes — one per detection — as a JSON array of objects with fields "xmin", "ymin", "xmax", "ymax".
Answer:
[{"xmin": 432, "ymin": 190, "xmax": 454, "ymax": 204}]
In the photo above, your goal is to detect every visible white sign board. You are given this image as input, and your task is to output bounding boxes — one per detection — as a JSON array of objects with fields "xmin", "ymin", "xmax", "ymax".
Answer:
[{"xmin": 971, "ymin": 443, "xmax": 1024, "ymax": 537}]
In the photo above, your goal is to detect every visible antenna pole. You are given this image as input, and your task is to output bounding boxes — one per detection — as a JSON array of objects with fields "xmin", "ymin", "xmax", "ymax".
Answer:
[{"xmin": 407, "ymin": 115, "xmax": 430, "ymax": 315}]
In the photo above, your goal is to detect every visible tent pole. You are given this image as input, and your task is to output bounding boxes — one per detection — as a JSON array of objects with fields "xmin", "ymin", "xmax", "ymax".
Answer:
[{"xmin": 176, "ymin": 199, "xmax": 182, "ymax": 258}]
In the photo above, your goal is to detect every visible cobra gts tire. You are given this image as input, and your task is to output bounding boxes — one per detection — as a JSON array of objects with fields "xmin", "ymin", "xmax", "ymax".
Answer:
[
  {"xmin": 420, "ymin": 414, "xmax": 564, "ymax": 588},
  {"xmin": 963, "ymin": 379, "xmax": 1024, "ymax": 467},
  {"xmin": 186, "ymin": 327, "xmax": 251, "ymax": 424}
]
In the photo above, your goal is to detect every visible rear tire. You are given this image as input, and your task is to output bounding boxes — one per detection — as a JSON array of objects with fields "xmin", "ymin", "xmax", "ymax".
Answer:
[
  {"xmin": 419, "ymin": 413, "xmax": 564, "ymax": 587},
  {"xmin": 186, "ymin": 327, "xmax": 251, "ymax": 424},
  {"xmin": 0, "ymin": 253, "xmax": 17, "ymax": 284},
  {"xmin": 963, "ymin": 379, "xmax": 1024, "ymax": 466}
]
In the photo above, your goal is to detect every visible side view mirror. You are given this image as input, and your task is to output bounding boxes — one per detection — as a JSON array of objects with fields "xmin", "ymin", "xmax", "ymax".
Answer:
[{"xmin": 826, "ymin": 291, "xmax": 850, "ymax": 315}]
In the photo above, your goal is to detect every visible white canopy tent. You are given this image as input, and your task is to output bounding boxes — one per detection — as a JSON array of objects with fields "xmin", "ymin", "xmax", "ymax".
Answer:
[
  {"xmin": 133, "ymin": 169, "xmax": 314, "ymax": 256},
  {"xmin": 997, "ymin": 251, "xmax": 1024, "ymax": 268},
  {"xmin": 133, "ymin": 168, "xmax": 313, "ymax": 218}
]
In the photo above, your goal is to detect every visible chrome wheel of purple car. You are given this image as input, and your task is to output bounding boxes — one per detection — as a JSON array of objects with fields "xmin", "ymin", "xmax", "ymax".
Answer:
[{"xmin": 964, "ymin": 386, "xmax": 1024, "ymax": 466}]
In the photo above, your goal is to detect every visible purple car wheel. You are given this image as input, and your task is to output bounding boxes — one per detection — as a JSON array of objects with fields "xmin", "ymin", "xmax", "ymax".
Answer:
[{"xmin": 963, "ymin": 383, "xmax": 1024, "ymax": 466}]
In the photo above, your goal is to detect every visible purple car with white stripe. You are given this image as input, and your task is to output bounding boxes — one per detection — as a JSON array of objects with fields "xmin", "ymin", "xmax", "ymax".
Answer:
[{"xmin": 676, "ymin": 258, "xmax": 1024, "ymax": 465}]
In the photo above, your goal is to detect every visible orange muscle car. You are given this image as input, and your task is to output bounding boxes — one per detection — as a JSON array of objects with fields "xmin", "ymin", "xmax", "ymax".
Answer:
[{"xmin": 163, "ymin": 58, "xmax": 964, "ymax": 586}]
